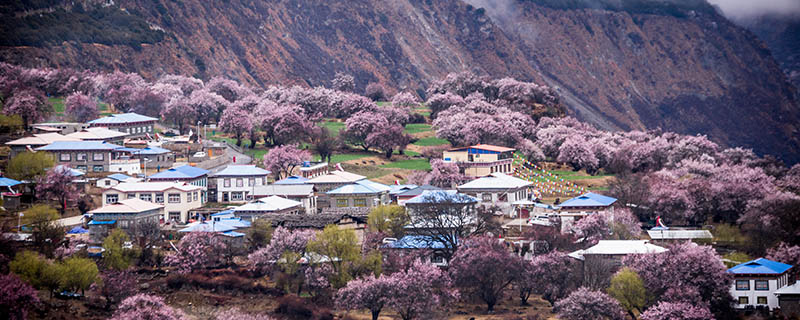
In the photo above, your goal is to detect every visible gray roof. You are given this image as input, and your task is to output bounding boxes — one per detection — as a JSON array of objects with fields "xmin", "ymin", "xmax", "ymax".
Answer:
[
  {"xmin": 458, "ymin": 172, "xmax": 532, "ymax": 189},
  {"xmin": 36, "ymin": 141, "xmax": 123, "ymax": 151},
  {"xmin": 397, "ymin": 185, "xmax": 443, "ymax": 197},
  {"xmin": 253, "ymin": 184, "xmax": 315, "ymax": 197},
  {"xmin": 88, "ymin": 113, "xmax": 158, "ymax": 124},
  {"xmin": 213, "ymin": 165, "xmax": 271, "ymax": 177},
  {"xmin": 647, "ymin": 229, "xmax": 713, "ymax": 240},
  {"xmin": 327, "ymin": 180, "xmax": 391, "ymax": 195},
  {"xmin": 266, "ymin": 210, "xmax": 368, "ymax": 228}
]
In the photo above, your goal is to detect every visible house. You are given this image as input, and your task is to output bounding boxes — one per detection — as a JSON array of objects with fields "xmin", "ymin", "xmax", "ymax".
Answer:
[
  {"xmin": 383, "ymin": 235, "xmax": 450, "ymax": 267},
  {"xmin": 557, "ymin": 193, "xmax": 618, "ymax": 232},
  {"xmin": 388, "ymin": 184, "xmax": 418, "ymax": 204},
  {"xmin": 65, "ymin": 127, "xmax": 128, "ymax": 144},
  {"xmin": 32, "ymin": 122, "xmax": 89, "ymax": 134},
  {"xmin": 457, "ymin": 172, "xmax": 533, "ymax": 210},
  {"xmin": 6, "ymin": 133, "xmax": 81, "ymax": 158},
  {"xmin": 404, "ymin": 190, "xmax": 479, "ymax": 216},
  {"xmin": 253, "ymin": 184, "xmax": 317, "ymax": 214},
  {"xmin": 117, "ymin": 147, "xmax": 175, "ymax": 170},
  {"xmin": 274, "ymin": 175, "xmax": 310, "ymax": 185},
  {"xmin": 326, "ymin": 179, "xmax": 391, "ymax": 209},
  {"xmin": 775, "ymin": 281, "xmax": 800, "ymax": 317},
  {"xmin": 299, "ymin": 161, "xmax": 329, "ymax": 179},
  {"xmin": 266, "ymin": 209, "xmax": 369, "ymax": 243},
  {"xmin": 87, "ymin": 113, "xmax": 158, "ymax": 138},
  {"xmin": 102, "ymin": 182, "xmax": 205, "ymax": 223},
  {"xmin": 36, "ymin": 141, "xmax": 129, "ymax": 173},
  {"xmin": 396, "ymin": 185, "xmax": 442, "ymax": 206},
  {"xmin": 87, "ymin": 198, "xmax": 163, "ymax": 243},
  {"xmin": 647, "ymin": 228, "xmax": 713, "ymax": 243},
  {"xmin": 148, "ymin": 165, "xmax": 209, "ymax": 202},
  {"xmin": 308, "ymin": 170, "xmax": 367, "ymax": 208},
  {"xmin": 728, "ymin": 258, "xmax": 793, "ymax": 311},
  {"xmin": 569, "ymin": 240, "xmax": 667, "ymax": 287},
  {"xmin": 96, "ymin": 173, "xmax": 140, "ymax": 188},
  {"xmin": 232, "ymin": 196, "xmax": 304, "ymax": 221},
  {"xmin": 442, "ymin": 144, "xmax": 515, "ymax": 177},
  {"xmin": 212, "ymin": 165, "xmax": 271, "ymax": 203},
  {"xmin": 178, "ymin": 213, "xmax": 251, "ymax": 247}
]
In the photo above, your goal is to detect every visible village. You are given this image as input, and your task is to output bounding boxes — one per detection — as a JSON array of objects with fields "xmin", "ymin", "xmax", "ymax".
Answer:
[{"xmin": 1, "ymin": 64, "xmax": 799, "ymax": 320}]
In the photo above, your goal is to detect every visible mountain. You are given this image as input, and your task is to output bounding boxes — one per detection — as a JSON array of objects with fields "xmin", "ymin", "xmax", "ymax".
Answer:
[
  {"xmin": 1, "ymin": 0, "xmax": 798, "ymax": 163},
  {"xmin": 733, "ymin": 14, "xmax": 800, "ymax": 90}
]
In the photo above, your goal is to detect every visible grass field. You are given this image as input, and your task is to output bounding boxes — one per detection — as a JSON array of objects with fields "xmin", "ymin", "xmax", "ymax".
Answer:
[
  {"xmin": 403, "ymin": 123, "xmax": 431, "ymax": 134},
  {"xmin": 312, "ymin": 153, "xmax": 372, "ymax": 163},
  {"xmin": 50, "ymin": 97, "xmax": 64, "ymax": 115},
  {"xmin": 413, "ymin": 136, "xmax": 449, "ymax": 146},
  {"xmin": 380, "ymin": 158, "xmax": 431, "ymax": 170},
  {"xmin": 319, "ymin": 120, "xmax": 345, "ymax": 136}
]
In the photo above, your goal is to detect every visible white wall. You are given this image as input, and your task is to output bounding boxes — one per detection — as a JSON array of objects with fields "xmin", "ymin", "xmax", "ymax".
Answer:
[{"xmin": 730, "ymin": 275, "xmax": 789, "ymax": 310}]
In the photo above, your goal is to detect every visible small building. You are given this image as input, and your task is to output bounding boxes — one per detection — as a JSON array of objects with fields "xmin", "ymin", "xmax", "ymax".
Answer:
[
  {"xmin": 404, "ymin": 190, "xmax": 479, "ymax": 216},
  {"xmin": 388, "ymin": 184, "xmax": 418, "ymax": 204},
  {"xmin": 6, "ymin": 133, "xmax": 81, "ymax": 158},
  {"xmin": 775, "ymin": 281, "xmax": 800, "ymax": 317},
  {"xmin": 253, "ymin": 184, "xmax": 317, "ymax": 214},
  {"xmin": 396, "ymin": 185, "xmax": 442, "ymax": 206},
  {"xmin": 212, "ymin": 165, "xmax": 271, "ymax": 203},
  {"xmin": 569, "ymin": 240, "xmax": 667, "ymax": 287},
  {"xmin": 299, "ymin": 161, "xmax": 329, "ymax": 179},
  {"xmin": 87, "ymin": 113, "xmax": 158, "ymax": 139},
  {"xmin": 36, "ymin": 141, "xmax": 125, "ymax": 173},
  {"xmin": 557, "ymin": 192, "xmax": 617, "ymax": 232},
  {"xmin": 87, "ymin": 198, "xmax": 163, "ymax": 243},
  {"xmin": 233, "ymin": 196, "xmax": 304, "ymax": 221},
  {"xmin": 442, "ymin": 144, "xmax": 515, "ymax": 177},
  {"xmin": 103, "ymin": 182, "xmax": 205, "ymax": 223},
  {"xmin": 96, "ymin": 173, "xmax": 140, "ymax": 189},
  {"xmin": 647, "ymin": 228, "xmax": 713, "ymax": 243},
  {"xmin": 383, "ymin": 235, "xmax": 450, "ymax": 266},
  {"xmin": 117, "ymin": 147, "xmax": 175, "ymax": 170},
  {"xmin": 728, "ymin": 258, "xmax": 793, "ymax": 311},
  {"xmin": 65, "ymin": 127, "xmax": 128, "ymax": 144},
  {"xmin": 327, "ymin": 179, "xmax": 391, "ymax": 209},
  {"xmin": 308, "ymin": 170, "xmax": 367, "ymax": 209},
  {"xmin": 457, "ymin": 172, "xmax": 532, "ymax": 209},
  {"xmin": 267, "ymin": 209, "xmax": 369, "ymax": 243},
  {"xmin": 274, "ymin": 175, "xmax": 310, "ymax": 185},
  {"xmin": 32, "ymin": 122, "xmax": 89, "ymax": 135},
  {"xmin": 148, "ymin": 165, "xmax": 209, "ymax": 202}
]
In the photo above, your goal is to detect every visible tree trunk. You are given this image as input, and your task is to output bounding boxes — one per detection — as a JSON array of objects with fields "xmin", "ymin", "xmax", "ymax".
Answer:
[
  {"xmin": 371, "ymin": 309, "xmax": 381, "ymax": 320},
  {"xmin": 384, "ymin": 149, "xmax": 393, "ymax": 159},
  {"xmin": 236, "ymin": 134, "xmax": 242, "ymax": 147}
]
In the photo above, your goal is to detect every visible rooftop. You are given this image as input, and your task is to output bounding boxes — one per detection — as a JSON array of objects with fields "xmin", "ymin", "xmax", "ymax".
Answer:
[
  {"xmin": 89, "ymin": 198, "xmax": 163, "ymax": 214},
  {"xmin": 213, "ymin": 165, "xmax": 271, "ymax": 177},
  {"xmin": 458, "ymin": 172, "xmax": 532, "ymax": 189},
  {"xmin": 775, "ymin": 281, "xmax": 800, "ymax": 295},
  {"xmin": 65, "ymin": 127, "xmax": 128, "ymax": 140},
  {"xmin": 559, "ymin": 192, "xmax": 618, "ymax": 208},
  {"xmin": 448, "ymin": 144, "xmax": 516, "ymax": 153},
  {"xmin": 389, "ymin": 184, "xmax": 418, "ymax": 195},
  {"xmin": 88, "ymin": 113, "xmax": 158, "ymax": 125},
  {"xmin": 274, "ymin": 175, "xmax": 310, "ymax": 185},
  {"xmin": 385, "ymin": 235, "xmax": 450, "ymax": 249},
  {"xmin": 6, "ymin": 133, "xmax": 81, "ymax": 146},
  {"xmin": 110, "ymin": 181, "xmax": 202, "ymax": 193},
  {"xmin": 234, "ymin": 196, "xmax": 303, "ymax": 212},
  {"xmin": 397, "ymin": 185, "xmax": 443, "ymax": 197},
  {"xmin": 106, "ymin": 173, "xmax": 133, "ymax": 181},
  {"xmin": 327, "ymin": 179, "xmax": 391, "ymax": 195},
  {"xmin": 647, "ymin": 229, "xmax": 713, "ymax": 240},
  {"xmin": 728, "ymin": 258, "xmax": 793, "ymax": 275},
  {"xmin": 0, "ymin": 177, "xmax": 22, "ymax": 187},
  {"xmin": 253, "ymin": 184, "xmax": 315, "ymax": 197},
  {"xmin": 266, "ymin": 211, "xmax": 368, "ymax": 229},
  {"xmin": 117, "ymin": 146, "xmax": 171, "ymax": 155},
  {"xmin": 405, "ymin": 190, "xmax": 478, "ymax": 205},
  {"xmin": 307, "ymin": 171, "xmax": 365, "ymax": 184},
  {"xmin": 149, "ymin": 165, "xmax": 210, "ymax": 180},
  {"xmin": 36, "ymin": 140, "xmax": 123, "ymax": 151},
  {"xmin": 569, "ymin": 240, "xmax": 667, "ymax": 260}
]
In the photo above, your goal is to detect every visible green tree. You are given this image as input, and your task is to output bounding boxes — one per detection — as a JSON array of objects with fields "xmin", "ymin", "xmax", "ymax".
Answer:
[
  {"xmin": 40, "ymin": 262, "xmax": 64, "ymax": 298},
  {"xmin": 60, "ymin": 257, "xmax": 98, "ymax": 295},
  {"xmin": 103, "ymin": 229, "xmax": 135, "ymax": 270},
  {"xmin": 607, "ymin": 268, "xmax": 647, "ymax": 319},
  {"xmin": 23, "ymin": 205, "xmax": 64, "ymax": 257},
  {"xmin": 367, "ymin": 205, "xmax": 409, "ymax": 238},
  {"xmin": 307, "ymin": 225, "xmax": 360, "ymax": 288},
  {"xmin": 9, "ymin": 251, "xmax": 47, "ymax": 288},
  {"xmin": 6, "ymin": 151, "xmax": 54, "ymax": 181},
  {"xmin": 0, "ymin": 114, "xmax": 23, "ymax": 134},
  {"xmin": 246, "ymin": 219, "xmax": 273, "ymax": 251}
]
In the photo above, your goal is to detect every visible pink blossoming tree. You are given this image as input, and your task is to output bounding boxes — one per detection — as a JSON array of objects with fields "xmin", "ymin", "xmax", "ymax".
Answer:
[
  {"xmin": 165, "ymin": 232, "xmax": 226, "ymax": 274},
  {"xmin": 449, "ymin": 236, "xmax": 521, "ymax": 311},
  {"xmin": 111, "ymin": 294, "xmax": 187, "ymax": 320},
  {"xmin": 219, "ymin": 106, "xmax": 253, "ymax": 146},
  {"xmin": 64, "ymin": 92, "xmax": 99, "ymax": 123},
  {"xmin": 640, "ymin": 301, "xmax": 714, "ymax": 320},
  {"xmin": 553, "ymin": 287, "xmax": 625, "ymax": 320},
  {"xmin": 0, "ymin": 273, "xmax": 40, "ymax": 320},
  {"xmin": 262, "ymin": 145, "xmax": 312, "ymax": 179},
  {"xmin": 36, "ymin": 165, "xmax": 79, "ymax": 215}
]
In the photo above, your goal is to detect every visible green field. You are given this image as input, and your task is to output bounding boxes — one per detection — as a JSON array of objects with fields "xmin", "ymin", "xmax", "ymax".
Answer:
[
  {"xmin": 319, "ymin": 121, "xmax": 345, "ymax": 136},
  {"xmin": 50, "ymin": 97, "xmax": 64, "ymax": 115},
  {"xmin": 380, "ymin": 158, "xmax": 431, "ymax": 171},
  {"xmin": 312, "ymin": 153, "xmax": 372, "ymax": 163},
  {"xmin": 403, "ymin": 123, "xmax": 431, "ymax": 134},
  {"xmin": 413, "ymin": 137, "xmax": 450, "ymax": 146}
]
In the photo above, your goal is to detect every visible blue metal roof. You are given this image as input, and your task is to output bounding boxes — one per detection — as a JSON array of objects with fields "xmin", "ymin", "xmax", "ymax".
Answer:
[
  {"xmin": 327, "ymin": 179, "xmax": 391, "ymax": 195},
  {"xmin": 0, "ymin": 177, "xmax": 22, "ymax": 187},
  {"xmin": 107, "ymin": 173, "xmax": 132, "ymax": 181},
  {"xmin": 213, "ymin": 165, "xmax": 271, "ymax": 177},
  {"xmin": 210, "ymin": 209, "xmax": 235, "ymax": 217},
  {"xmin": 37, "ymin": 141, "xmax": 123, "ymax": 151},
  {"xmin": 728, "ymin": 258, "xmax": 793, "ymax": 275},
  {"xmin": 559, "ymin": 192, "xmax": 617, "ymax": 207},
  {"xmin": 397, "ymin": 185, "xmax": 442, "ymax": 197},
  {"xmin": 149, "ymin": 165, "xmax": 209, "ymax": 180},
  {"xmin": 389, "ymin": 184, "xmax": 418, "ymax": 195},
  {"xmin": 88, "ymin": 220, "xmax": 116, "ymax": 225},
  {"xmin": 405, "ymin": 190, "xmax": 478, "ymax": 204},
  {"xmin": 55, "ymin": 165, "xmax": 85, "ymax": 177},
  {"xmin": 385, "ymin": 235, "xmax": 451, "ymax": 249},
  {"xmin": 222, "ymin": 231, "xmax": 245, "ymax": 237},
  {"xmin": 88, "ymin": 113, "xmax": 157, "ymax": 124},
  {"xmin": 274, "ymin": 176, "xmax": 310, "ymax": 185},
  {"xmin": 118, "ymin": 147, "xmax": 170, "ymax": 155}
]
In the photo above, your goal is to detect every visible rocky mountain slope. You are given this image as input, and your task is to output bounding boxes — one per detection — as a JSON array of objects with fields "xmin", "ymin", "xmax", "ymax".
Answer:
[{"xmin": 1, "ymin": 0, "xmax": 798, "ymax": 163}]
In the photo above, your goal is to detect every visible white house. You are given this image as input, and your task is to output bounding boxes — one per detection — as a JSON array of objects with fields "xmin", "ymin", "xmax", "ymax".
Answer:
[
  {"xmin": 87, "ymin": 198, "xmax": 163, "ymax": 243},
  {"xmin": 457, "ymin": 172, "xmax": 532, "ymax": 211},
  {"xmin": 557, "ymin": 193, "xmax": 618, "ymax": 232},
  {"xmin": 728, "ymin": 258, "xmax": 793, "ymax": 311},
  {"xmin": 233, "ymin": 196, "xmax": 304, "ymax": 221},
  {"xmin": 102, "ymin": 182, "xmax": 205, "ymax": 223},
  {"xmin": 96, "ymin": 173, "xmax": 140, "ymax": 188},
  {"xmin": 253, "ymin": 184, "xmax": 317, "ymax": 214},
  {"xmin": 212, "ymin": 165, "xmax": 271, "ymax": 203}
]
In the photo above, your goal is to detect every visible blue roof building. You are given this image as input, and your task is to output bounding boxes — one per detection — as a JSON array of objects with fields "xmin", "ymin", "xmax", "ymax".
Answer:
[
  {"xmin": 88, "ymin": 113, "xmax": 157, "ymax": 125},
  {"xmin": 559, "ymin": 192, "xmax": 617, "ymax": 208},
  {"xmin": 36, "ymin": 141, "xmax": 122, "ymax": 151},
  {"xmin": 384, "ymin": 235, "xmax": 452, "ymax": 266},
  {"xmin": 107, "ymin": 173, "xmax": 133, "ymax": 181},
  {"xmin": 87, "ymin": 113, "xmax": 157, "ymax": 139},
  {"xmin": 326, "ymin": 180, "xmax": 391, "ymax": 209},
  {"xmin": 150, "ymin": 165, "xmax": 210, "ymax": 181},
  {"xmin": 404, "ymin": 190, "xmax": 478, "ymax": 205},
  {"xmin": 274, "ymin": 175, "xmax": 310, "ymax": 185},
  {"xmin": 212, "ymin": 165, "xmax": 272, "ymax": 203},
  {"xmin": 728, "ymin": 258, "xmax": 794, "ymax": 310},
  {"xmin": 327, "ymin": 180, "xmax": 391, "ymax": 195}
]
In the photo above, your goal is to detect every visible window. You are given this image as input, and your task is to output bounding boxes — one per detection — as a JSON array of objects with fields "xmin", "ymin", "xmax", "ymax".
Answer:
[
  {"xmin": 60, "ymin": 153, "xmax": 71, "ymax": 161},
  {"xmin": 77, "ymin": 153, "xmax": 87, "ymax": 161},
  {"xmin": 128, "ymin": 194, "xmax": 137, "ymax": 199},
  {"xmin": 431, "ymin": 255, "xmax": 445, "ymax": 264},
  {"xmin": 738, "ymin": 296, "xmax": 749, "ymax": 305},
  {"xmin": 105, "ymin": 180, "xmax": 111, "ymax": 186},
  {"xmin": 249, "ymin": 178, "xmax": 255, "ymax": 186},
  {"xmin": 168, "ymin": 193, "xmax": 181, "ymax": 203},
  {"xmin": 193, "ymin": 192, "xmax": 198, "ymax": 202},
  {"xmin": 106, "ymin": 194, "xmax": 118, "ymax": 204},
  {"xmin": 354, "ymin": 198, "xmax": 367, "ymax": 207},
  {"xmin": 755, "ymin": 280, "xmax": 769, "ymax": 291},
  {"xmin": 482, "ymin": 193, "xmax": 493, "ymax": 202},
  {"xmin": 77, "ymin": 165, "xmax": 87, "ymax": 172},
  {"xmin": 155, "ymin": 193, "xmax": 164, "ymax": 203},
  {"xmin": 187, "ymin": 192, "xmax": 193, "ymax": 203},
  {"xmin": 169, "ymin": 212, "xmax": 181, "ymax": 222},
  {"xmin": 736, "ymin": 280, "xmax": 750, "ymax": 291},
  {"xmin": 262, "ymin": 177, "xmax": 266, "ymax": 185},
  {"xmin": 336, "ymin": 199, "xmax": 349, "ymax": 207},
  {"xmin": 757, "ymin": 296, "xmax": 767, "ymax": 305},
  {"xmin": 93, "ymin": 165, "xmax": 104, "ymax": 172},
  {"xmin": 236, "ymin": 178, "xmax": 243, "ymax": 187},
  {"xmin": 139, "ymin": 193, "xmax": 152, "ymax": 202},
  {"xmin": 224, "ymin": 179, "xmax": 231, "ymax": 187},
  {"xmin": 231, "ymin": 192, "xmax": 244, "ymax": 201},
  {"xmin": 93, "ymin": 152, "xmax": 104, "ymax": 161}
]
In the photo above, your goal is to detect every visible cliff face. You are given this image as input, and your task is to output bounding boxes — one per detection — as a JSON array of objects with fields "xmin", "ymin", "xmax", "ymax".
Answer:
[{"xmin": 1, "ymin": 0, "xmax": 798, "ymax": 163}]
